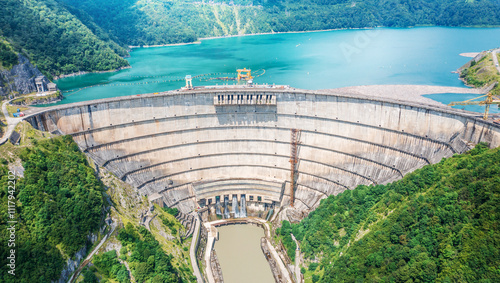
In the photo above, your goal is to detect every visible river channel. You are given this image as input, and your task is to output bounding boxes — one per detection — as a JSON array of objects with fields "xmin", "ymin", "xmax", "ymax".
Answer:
[{"xmin": 214, "ymin": 225, "xmax": 274, "ymax": 283}]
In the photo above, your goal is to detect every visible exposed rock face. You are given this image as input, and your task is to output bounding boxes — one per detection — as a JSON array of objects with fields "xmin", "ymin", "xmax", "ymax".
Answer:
[
  {"xmin": 0, "ymin": 54, "xmax": 49, "ymax": 98},
  {"xmin": 51, "ymin": 234, "xmax": 98, "ymax": 283},
  {"xmin": 10, "ymin": 92, "xmax": 63, "ymax": 106}
]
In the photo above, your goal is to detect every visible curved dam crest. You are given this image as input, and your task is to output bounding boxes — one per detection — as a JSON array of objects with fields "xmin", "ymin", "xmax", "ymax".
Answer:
[{"xmin": 26, "ymin": 87, "xmax": 500, "ymax": 218}]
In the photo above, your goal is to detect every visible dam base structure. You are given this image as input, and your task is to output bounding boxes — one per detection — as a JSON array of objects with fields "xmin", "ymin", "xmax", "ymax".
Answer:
[{"xmin": 27, "ymin": 86, "xmax": 500, "ymax": 221}]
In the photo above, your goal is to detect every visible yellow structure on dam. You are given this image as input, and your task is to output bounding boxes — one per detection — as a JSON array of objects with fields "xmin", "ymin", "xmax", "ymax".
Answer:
[{"xmin": 237, "ymin": 68, "xmax": 252, "ymax": 81}]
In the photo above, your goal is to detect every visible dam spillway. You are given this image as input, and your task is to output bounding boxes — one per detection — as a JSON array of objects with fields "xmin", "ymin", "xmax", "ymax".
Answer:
[{"xmin": 27, "ymin": 87, "xmax": 500, "ymax": 217}]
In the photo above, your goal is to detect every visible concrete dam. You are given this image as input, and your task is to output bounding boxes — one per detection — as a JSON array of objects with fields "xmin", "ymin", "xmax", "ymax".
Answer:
[{"xmin": 27, "ymin": 87, "xmax": 500, "ymax": 220}]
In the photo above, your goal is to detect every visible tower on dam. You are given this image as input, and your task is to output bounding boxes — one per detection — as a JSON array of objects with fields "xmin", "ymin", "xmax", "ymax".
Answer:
[{"xmin": 27, "ymin": 87, "xmax": 500, "ymax": 222}]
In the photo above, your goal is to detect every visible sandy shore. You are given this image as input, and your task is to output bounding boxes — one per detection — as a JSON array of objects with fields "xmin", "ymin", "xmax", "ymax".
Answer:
[
  {"xmin": 460, "ymin": 52, "xmax": 480, "ymax": 58},
  {"xmin": 324, "ymin": 85, "xmax": 485, "ymax": 107}
]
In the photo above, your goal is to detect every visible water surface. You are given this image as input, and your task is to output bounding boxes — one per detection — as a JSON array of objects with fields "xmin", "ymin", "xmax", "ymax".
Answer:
[
  {"xmin": 214, "ymin": 225, "xmax": 274, "ymax": 283},
  {"xmin": 55, "ymin": 27, "xmax": 500, "ymax": 113}
]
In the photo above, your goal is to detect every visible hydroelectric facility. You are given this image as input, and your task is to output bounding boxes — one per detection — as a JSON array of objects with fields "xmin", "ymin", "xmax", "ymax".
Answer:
[{"xmin": 24, "ymin": 85, "xmax": 500, "ymax": 282}]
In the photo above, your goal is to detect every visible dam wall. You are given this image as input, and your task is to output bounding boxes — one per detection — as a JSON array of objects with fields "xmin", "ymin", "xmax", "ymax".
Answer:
[{"xmin": 27, "ymin": 88, "xmax": 500, "ymax": 214}]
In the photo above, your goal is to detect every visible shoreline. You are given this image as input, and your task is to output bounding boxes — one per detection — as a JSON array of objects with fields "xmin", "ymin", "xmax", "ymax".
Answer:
[
  {"xmin": 128, "ymin": 27, "xmax": 381, "ymax": 49},
  {"xmin": 54, "ymin": 66, "xmax": 132, "ymax": 80},
  {"xmin": 127, "ymin": 25, "xmax": 500, "ymax": 49},
  {"xmin": 128, "ymin": 41, "xmax": 202, "ymax": 49},
  {"xmin": 460, "ymin": 52, "xmax": 480, "ymax": 58}
]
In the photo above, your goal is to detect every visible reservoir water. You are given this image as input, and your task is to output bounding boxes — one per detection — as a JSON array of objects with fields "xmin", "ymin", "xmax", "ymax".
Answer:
[
  {"xmin": 214, "ymin": 225, "xmax": 274, "ymax": 283},
  {"xmin": 55, "ymin": 27, "xmax": 500, "ymax": 114}
]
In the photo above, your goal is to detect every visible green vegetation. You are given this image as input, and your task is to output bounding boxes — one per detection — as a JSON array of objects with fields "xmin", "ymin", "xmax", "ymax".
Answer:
[
  {"xmin": 160, "ymin": 214, "xmax": 179, "ymax": 236},
  {"xmin": 82, "ymin": 266, "xmax": 99, "ymax": 283},
  {"xmin": 0, "ymin": 124, "xmax": 192, "ymax": 282},
  {"xmin": 0, "ymin": 38, "xmax": 18, "ymax": 69},
  {"xmin": 92, "ymin": 168, "xmax": 194, "ymax": 282},
  {"xmin": 276, "ymin": 220, "xmax": 297, "ymax": 262},
  {"xmin": 6, "ymin": 105, "xmax": 29, "ymax": 117},
  {"xmin": 287, "ymin": 143, "xmax": 500, "ymax": 282},
  {"xmin": 460, "ymin": 52, "xmax": 500, "ymax": 95},
  {"xmin": 92, "ymin": 250, "xmax": 130, "ymax": 282},
  {"xmin": 0, "ymin": 0, "xmax": 129, "ymax": 77},
  {"xmin": 57, "ymin": 0, "xmax": 268, "ymax": 46},
  {"xmin": 163, "ymin": 206, "xmax": 180, "ymax": 217},
  {"xmin": 61, "ymin": 0, "xmax": 500, "ymax": 46},
  {"xmin": 11, "ymin": 91, "xmax": 62, "ymax": 106},
  {"xmin": 0, "ymin": 135, "xmax": 105, "ymax": 282},
  {"xmin": 117, "ymin": 222, "xmax": 192, "ymax": 282}
]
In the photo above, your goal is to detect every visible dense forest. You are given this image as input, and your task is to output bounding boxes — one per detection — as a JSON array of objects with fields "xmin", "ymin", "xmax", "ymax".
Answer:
[
  {"xmin": 117, "ymin": 223, "xmax": 194, "ymax": 282},
  {"xmin": 0, "ymin": 135, "xmax": 105, "ymax": 282},
  {"xmin": 61, "ymin": 0, "xmax": 500, "ymax": 46},
  {"xmin": 0, "ymin": 38, "xmax": 18, "ymax": 70},
  {"xmin": 0, "ymin": 0, "xmax": 129, "ymax": 78},
  {"xmin": 83, "ymin": 222, "xmax": 192, "ymax": 283},
  {"xmin": 281, "ymin": 143, "xmax": 500, "ymax": 282},
  {"xmin": 1, "ymin": 0, "xmax": 500, "ymax": 76}
]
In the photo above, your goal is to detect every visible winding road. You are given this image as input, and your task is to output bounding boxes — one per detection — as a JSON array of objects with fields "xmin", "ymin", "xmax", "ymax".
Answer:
[
  {"xmin": 189, "ymin": 213, "xmax": 205, "ymax": 283},
  {"xmin": 0, "ymin": 100, "xmax": 23, "ymax": 145},
  {"xmin": 291, "ymin": 234, "xmax": 302, "ymax": 283}
]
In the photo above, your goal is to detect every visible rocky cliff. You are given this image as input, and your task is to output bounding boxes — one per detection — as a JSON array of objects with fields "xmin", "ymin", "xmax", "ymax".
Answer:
[
  {"xmin": 52, "ymin": 234, "xmax": 98, "ymax": 283},
  {"xmin": 0, "ymin": 54, "xmax": 49, "ymax": 98}
]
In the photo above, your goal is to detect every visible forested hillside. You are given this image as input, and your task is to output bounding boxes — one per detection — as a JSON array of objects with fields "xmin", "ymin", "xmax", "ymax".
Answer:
[
  {"xmin": 57, "ymin": 0, "xmax": 271, "ymax": 45},
  {"xmin": 0, "ymin": 133, "xmax": 105, "ymax": 282},
  {"xmin": 61, "ymin": 0, "xmax": 500, "ymax": 46},
  {"xmin": 0, "ymin": 0, "xmax": 129, "ymax": 78},
  {"xmin": 281, "ymin": 143, "xmax": 500, "ymax": 282},
  {"xmin": 0, "ymin": 0, "xmax": 499, "ymax": 76},
  {"xmin": 0, "ymin": 38, "xmax": 18, "ymax": 70}
]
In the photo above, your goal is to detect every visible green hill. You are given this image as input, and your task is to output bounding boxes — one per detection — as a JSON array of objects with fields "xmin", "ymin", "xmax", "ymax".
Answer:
[
  {"xmin": 0, "ymin": 130, "xmax": 105, "ymax": 282},
  {"xmin": 280, "ymin": 143, "xmax": 500, "ymax": 282},
  {"xmin": 0, "ymin": 0, "xmax": 129, "ymax": 78},
  {"xmin": 60, "ymin": 0, "xmax": 500, "ymax": 46}
]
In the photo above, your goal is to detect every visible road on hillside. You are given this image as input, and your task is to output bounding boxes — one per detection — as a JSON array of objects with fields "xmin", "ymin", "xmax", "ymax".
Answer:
[
  {"xmin": 0, "ymin": 100, "xmax": 23, "ymax": 145},
  {"xmin": 492, "ymin": 49, "xmax": 500, "ymax": 74}
]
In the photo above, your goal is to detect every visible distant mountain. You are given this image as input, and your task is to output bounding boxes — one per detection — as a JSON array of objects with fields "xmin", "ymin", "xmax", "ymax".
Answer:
[
  {"xmin": 59, "ymin": 0, "xmax": 500, "ymax": 46},
  {"xmin": 1, "ymin": 0, "xmax": 500, "ymax": 77}
]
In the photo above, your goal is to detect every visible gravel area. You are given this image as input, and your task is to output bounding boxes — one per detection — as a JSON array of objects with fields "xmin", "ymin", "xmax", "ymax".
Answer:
[
  {"xmin": 323, "ymin": 84, "xmax": 485, "ymax": 107},
  {"xmin": 460, "ymin": 52, "xmax": 480, "ymax": 58}
]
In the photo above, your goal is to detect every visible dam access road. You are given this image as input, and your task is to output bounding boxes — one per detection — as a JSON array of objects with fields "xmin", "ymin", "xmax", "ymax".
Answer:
[{"xmin": 21, "ymin": 85, "xmax": 500, "ymax": 218}]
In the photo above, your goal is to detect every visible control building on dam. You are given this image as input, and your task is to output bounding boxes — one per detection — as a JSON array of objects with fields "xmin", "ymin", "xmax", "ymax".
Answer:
[{"xmin": 26, "ymin": 87, "xmax": 500, "ymax": 220}]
